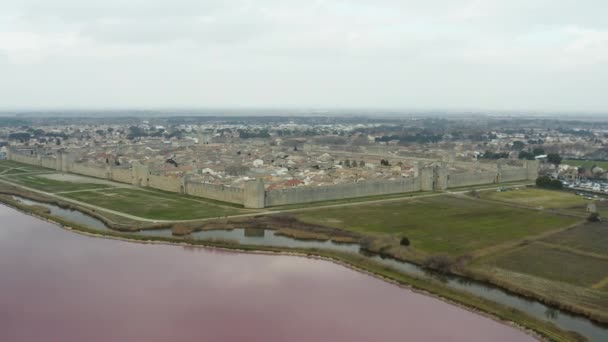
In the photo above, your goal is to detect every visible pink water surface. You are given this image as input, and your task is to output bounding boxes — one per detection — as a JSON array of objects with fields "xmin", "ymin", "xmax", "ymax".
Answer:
[{"xmin": 0, "ymin": 205, "xmax": 536, "ymax": 342}]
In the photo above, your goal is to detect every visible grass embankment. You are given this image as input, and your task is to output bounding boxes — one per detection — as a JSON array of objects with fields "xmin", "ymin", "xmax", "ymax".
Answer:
[
  {"xmin": 0, "ymin": 184, "xmax": 170, "ymax": 231},
  {"xmin": 168, "ymin": 214, "xmax": 361, "ymax": 243},
  {"xmin": 295, "ymin": 195, "xmax": 578, "ymax": 256},
  {"xmin": 267, "ymin": 190, "xmax": 434, "ymax": 211},
  {"xmin": 446, "ymin": 180, "xmax": 532, "ymax": 192},
  {"xmin": 0, "ymin": 198, "xmax": 585, "ymax": 342},
  {"xmin": 62, "ymin": 187, "xmax": 251, "ymax": 220}
]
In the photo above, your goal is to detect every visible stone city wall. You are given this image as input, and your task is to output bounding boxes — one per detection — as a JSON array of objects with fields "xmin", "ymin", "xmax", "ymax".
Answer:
[
  {"xmin": 110, "ymin": 168, "xmax": 132, "ymax": 184},
  {"xmin": 8, "ymin": 148, "xmax": 539, "ymax": 208},
  {"xmin": 40, "ymin": 156, "xmax": 57, "ymax": 170},
  {"xmin": 500, "ymin": 168, "xmax": 529, "ymax": 183},
  {"xmin": 10, "ymin": 152, "xmax": 40, "ymax": 166},
  {"xmin": 265, "ymin": 177, "xmax": 421, "ymax": 207},
  {"xmin": 147, "ymin": 174, "xmax": 182, "ymax": 193},
  {"xmin": 185, "ymin": 181, "xmax": 244, "ymax": 205},
  {"xmin": 70, "ymin": 163, "xmax": 109, "ymax": 179},
  {"xmin": 448, "ymin": 171, "xmax": 498, "ymax": 188}
]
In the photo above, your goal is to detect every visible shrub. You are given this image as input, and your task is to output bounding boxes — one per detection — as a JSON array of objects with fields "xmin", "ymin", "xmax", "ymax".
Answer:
[
  {"xmin": 400, "ymin": 237, "xmax": 410, "ymax": 246},
  {"xmin": 423, "ymin": 254, "xmax": 454, "ymax": 273},
  {"xmin": 171, "ymin": 223, "xmax": 194, "ymax": 236},
  {"xmin": 536, "ymin": 176, "xmax": 563, "ymax": 190}
]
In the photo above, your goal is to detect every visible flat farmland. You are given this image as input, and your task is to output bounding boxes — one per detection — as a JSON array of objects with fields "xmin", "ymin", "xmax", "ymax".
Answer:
[
  {"xmin": 480, "ymin": 188, "xmax": 591, "ymax": 212},
  {"xmin": 62, "ymin": 188, "xmax": 248, "ymax": 220},
  {"xmin": 481, "ymin": 243, "xmax": 608, "ymax": 288},
  {"xmin": 294, "ymin": 195, "xmax": 580, "ymax": 255},
  {"xmin": 542, "ymin": 223, "xmax": 608, "ymax": 256}
]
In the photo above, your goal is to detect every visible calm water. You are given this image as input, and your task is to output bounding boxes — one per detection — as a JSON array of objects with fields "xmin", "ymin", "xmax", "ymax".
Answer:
[
  {"xmin": 12, "ymin": 196, "xmax": 108, "ymax": 230},
  {"xmin": 0, "ymin": 204, "xmax": 536, "ymax": 342},
  {"xmin": 7, "ymin": 197, "xmax": 608, "ymax": 341}
]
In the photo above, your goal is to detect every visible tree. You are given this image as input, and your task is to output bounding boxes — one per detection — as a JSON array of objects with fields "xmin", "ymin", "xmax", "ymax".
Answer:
[
  {"xmin": 359, "ymin": 160, "xmax": 365, "ymax": 167},
  {"xmin": 400, "ymin": 237, "xmax": 410, "ymax": 246},
  {"xmin": 512, "ymin": 141, "xmax": 525, "ymax": 150},
  {"xmin": 532, "ymin": 148, "xmax": 545, "ymax": 156},
  {"xmin": 344, "ymin": 159, "xmax": 351, "ymax": 167},
  {"xmin": 518, "ymin": 151, "xmax": 535, "ymax": 160},
  {"xmin": 547, "ymin": 153, "xmax": 562, "ymax": 165},
  {"xmin": 8, "ymin": 132, "xmax": 31, "ymax": 142},
  {"xmin": 536, "ymin": 176, "xmax": 563, "ymax": 190}
]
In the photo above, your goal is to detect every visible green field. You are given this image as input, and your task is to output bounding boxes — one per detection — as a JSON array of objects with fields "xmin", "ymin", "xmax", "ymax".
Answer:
[
  {"xmin": 564, "ymin": 159, "xmax": 608, "ymax": 170},
  {"xmin": 0, "ymin": 160, "xmax": 52, "ymax": 173},
  {"xmin": 63, "ymin": 188, "xmax": 248, "ymax": 220},
  {"xmin": 482, "ymin": 243, "xmax": 608, "ymax": 288},
  {"xmin": 481, "ymin": 188, "xmax": 591, "ymax": 211},
  {"xmin": 2, "ymin": 173, "xmax": 111, "ymax": 193},
  {"xmin": 542, "ymin": 223, "xmax": 608, "ymax": 256},
  {"xmin": 295, "ymin": 195, "xmax": 579, "ymax": 255}
]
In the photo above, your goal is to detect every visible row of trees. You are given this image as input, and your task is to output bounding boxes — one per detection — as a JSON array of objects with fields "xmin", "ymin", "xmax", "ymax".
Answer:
[{"xmin": 479, "ymin": 150, "xmax": 509, "ymax": 159}]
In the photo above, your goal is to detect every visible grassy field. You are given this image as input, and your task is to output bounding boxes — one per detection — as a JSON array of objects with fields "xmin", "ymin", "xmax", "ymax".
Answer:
[
  {"xmin": 480, "ymin": 188, "xmax": 591, "ymax": 212},
  {"xmin": 564, "ymin": 159, "xmax": 608, "ymax": 170},
  {"xmin": 295, "ymin": 195, "xmax": 579, "ymax": 255},
  {"xmin": 542, "ymin": 223, "xmax": 608, "ymax": 256},
  {"xmin": 1, "ymin": 173, "xmax": 112, "ymax": 193},
  {"xmin": 63, "ymin": 188, "xmax": 248, "ymax": 220},
  {"xmin": 0, "ymin": 160, "xmax": 52, "ymax": 173},
  {"xmin": 480, "ymin": 243, "xmax": 608, "ymax": 288}
]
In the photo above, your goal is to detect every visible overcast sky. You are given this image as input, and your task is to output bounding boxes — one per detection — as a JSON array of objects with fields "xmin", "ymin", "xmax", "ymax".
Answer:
[{"xmin": 1, "ymin": 0, "xmax": 607, "ymax": 112}]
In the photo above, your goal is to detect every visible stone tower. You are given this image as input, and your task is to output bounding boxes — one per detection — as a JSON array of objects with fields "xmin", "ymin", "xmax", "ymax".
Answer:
[{"xmin": 244, "ymin": 179, "xmax": 265, "ymax": 209}]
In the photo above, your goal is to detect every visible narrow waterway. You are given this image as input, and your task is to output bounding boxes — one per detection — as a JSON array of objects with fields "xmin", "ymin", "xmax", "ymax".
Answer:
[
  {"xmin": 0, "ymin": 204, "xmax": 538, "ymax": 342},
  {"xmin": 8, "ymin": 196, "xmax": 608, "ymax": 341}
]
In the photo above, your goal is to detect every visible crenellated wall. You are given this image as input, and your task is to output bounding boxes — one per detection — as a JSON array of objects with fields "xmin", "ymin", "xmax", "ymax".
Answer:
[
  {"xmin": 448, "ymin": 171, "xmax": 498, "ymax": 188},
  {"xmin": 70, "ymin": 163, "xmax": 109, "ymax": 179},
  {"xmin": 147, "ymin": 174, "xmax": 182, "ymax": 193},
  {"xmin": 40, "ymin": 156, "xmax": 57, "ymax": 170},
  {"xmin": 8, "ymin": 148, "xmax": 539, "ymax": 208},
  {"xmin": 265, "ymin": 177, "xmax": 421, "ymax": 207},
  {"xmin": 500, "ymin": 168, "xmax": 529, "ymax": 182},
  {"xmin": 185, "ymin": 181, "xmax": 244, "ymax": 205},
  {"xmin": 10, "ymin": 152, "xmax": 40, "ymax": 166},
  {"xmin": 111, "ymin": 168, "xmax": 132, "ymax": 184}
]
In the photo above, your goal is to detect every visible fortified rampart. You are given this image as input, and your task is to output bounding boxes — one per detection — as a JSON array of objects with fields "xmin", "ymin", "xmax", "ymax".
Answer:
[
  {"xmin": 8, "ymin": 148, "xmax": 539, "ymax": 209},
  {"xmin": 265, "ymin": 177, "xmax": 421, "ymax": 207}
]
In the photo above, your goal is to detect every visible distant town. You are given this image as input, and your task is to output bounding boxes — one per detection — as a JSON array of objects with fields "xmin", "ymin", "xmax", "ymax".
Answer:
[{"xmin": 1, "ymin": 114, "xmax": 607, "ymax": 193}]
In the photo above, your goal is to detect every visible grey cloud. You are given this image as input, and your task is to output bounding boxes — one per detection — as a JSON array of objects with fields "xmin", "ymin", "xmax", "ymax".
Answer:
[{"xmin": 0, "ymin": 0, "xmax": 607, "ymax": 111}]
